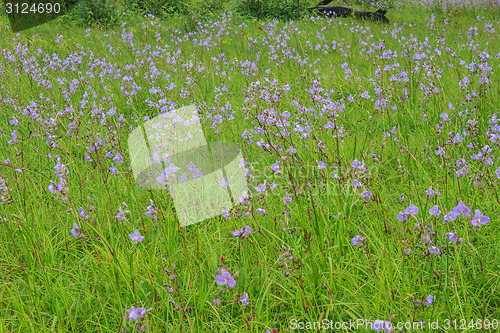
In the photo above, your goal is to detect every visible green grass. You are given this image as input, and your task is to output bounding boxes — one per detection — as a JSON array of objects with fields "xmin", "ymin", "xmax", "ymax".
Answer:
[{"xmin": 0, "ymin": 3, "xmax": 499, "ymax": 332}]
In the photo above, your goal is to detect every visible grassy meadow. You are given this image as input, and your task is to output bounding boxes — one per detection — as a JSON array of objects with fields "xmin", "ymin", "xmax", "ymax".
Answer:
[{"xmin": 0, "ymin": 1, "xmax": 499, "ymax": 332}]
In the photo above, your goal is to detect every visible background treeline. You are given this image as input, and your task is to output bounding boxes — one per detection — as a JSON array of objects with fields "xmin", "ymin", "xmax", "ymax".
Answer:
[
  {"xmin": 0, "ymin": 0, "xmax": 394, "ymax": 28},
  {"xmin": 1, "ymin": 0, "xmax": 497, "ymax": 30},
  {"xmin": 66, "ymin": 0, "xmax": 324, "ymax": 26}
]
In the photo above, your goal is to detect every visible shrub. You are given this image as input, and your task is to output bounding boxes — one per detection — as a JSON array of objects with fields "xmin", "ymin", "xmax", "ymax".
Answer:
[
  {"xmin": 235, "ymin": 0, "xmax": 313, "ymax": 20},
  {"xmin": 69, "ymin": 0, "xmax": 120, "ymax": 27},
  {"xmin": 130, "ymin": 0, "xmax": 182, "ymax": 17}
]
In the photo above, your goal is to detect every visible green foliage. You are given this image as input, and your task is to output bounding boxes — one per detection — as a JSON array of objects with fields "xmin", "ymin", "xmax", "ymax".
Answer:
[
  {"xmin": 235, "ymin": 0, "xmax": 314, "ymax": 20},
  {"xmin": 128, "ymin": 0, "xmax": 226, "ymax": 18},
  {"xmin": 69, "ymin": 0, "xmax": 120, "ymax": 27},
  {"xmin": 131, "ymin": 0, "xmax": 183, "ymax": 17}
]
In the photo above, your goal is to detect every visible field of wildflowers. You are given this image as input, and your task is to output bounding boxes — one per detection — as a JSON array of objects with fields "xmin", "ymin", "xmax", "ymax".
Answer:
[{"xmin": 0, "ymin": 0, "xmax": 499, "ymax": 331}]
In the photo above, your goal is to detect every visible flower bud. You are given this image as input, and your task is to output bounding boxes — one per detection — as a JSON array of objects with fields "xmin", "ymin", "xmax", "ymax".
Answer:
[
  {"xmin": 402, "ymin": 248, "xmax": 413, "ymax": 256},
  {"xmin": 163, "ymin": 284, "xmax": 175, "ymax": 294},
  {"xmin": 421, "ymin": 234, "xmax": 431, "ymax": 245},
  {"xmin": 212, "ymin": 298, "xmax": 222, "ymax": 307}
]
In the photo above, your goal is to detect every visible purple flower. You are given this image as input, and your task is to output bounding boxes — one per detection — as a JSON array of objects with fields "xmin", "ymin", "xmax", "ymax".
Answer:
[
  {"xmin": 429, "ymin": 246, "xmax": 440, "ymax": 255},
  {"xmin": 191, "ymin": 168, "xmax": 204, "ymax": 179},
  {"xmin": 145, "ymin": 199, "xmax": 157, "ymax": 219},
  {"xmin": 495, "ymin": 167, "xmax": 500, "ymax": 179},
  {"xmin": 128, "ymin": 229, "xmax": 144, "ymax": 244},
  {"xmin": 48, "ymin": 180, "xmax": 64, "ymax": 193},
  {"xmin": 425, "ymin": 186, "xmax": 435, "ymax": 197},
  {"xmin": 470, "ymin": 210, "xmax": 490, "ymax": 226},
  {"xmin": 128, "ymin": 306, "xmax": 146, "ymax": 321},
  {"xmin": 178, "ymin": 172, "xmax": 188, "ymax": 183},
  {"xmin": 155, "ymin": 168, "xmax": 170, "ymax": 184},
  {"xmin": 8, "ymin": 130, "xmax": 18, "ymax": 145},
  {"xmin": 115, "ymin": 202, "xmax": 130, "ymax": 221},
  {"xmin": 232, "ymin": 226, "xmax": 252, "ymax": 238},
  {"xmin": 350, "ymin": 159, "xmax": 361, "ymax": 168},
  {"xmin": 429, "ymin": 205, "xmax": 441, "ymax": 217},
  {"xmin": 165, "ymin": 163, "xmax": 181, "ymax": 175},
  {"xmin": 482, "ymin": 145, "xmax": 492, "ymax": 154},
  {"xmin": 396, "ymin": 212, "xmax": 408, "ymax": 221},
  {"xmin": 453, "ymin": 133, "xmax": 464, "ymax": 144},
  {"xmin": 218, "ymin": 177, "xmax": 229, "ymax": 188},
  {"xmin": 371, "ymin": 320, "xmax": 392, "ymax": 332},
  {"xmin": 351, "ymin": 179, "xmax": 362, "ymax": 188},
  {"xmin": 317, "ymin": 161, "xmax": 326, "ymax": 169},
  {"xmin": 79, "ymin": 207, "xmax": 88, "ymax": 219},
  {"xmin": 283, "ymin": 194, "xmax": 292, "ymax": 204},
  {"xmin": 351, "ymin": 235, "xmax": 365, "ymax": 246},
  {"xmin": 424, "ymin": 295, "xmax": 434, "ymax": 307},
  {"xmin": 404, "ymin": 204, "xmax": 419, "ymax": 215},
  {"xmin": 54, "ymin": 159, "xmax": 69, "ymax": 177},
  {"xmin": 71, "ymin": 222, "xmax": 83, "ymax": 238},
  {"xmin": 215, "ymin": 271, "xmax": 236, "ymax": 288},
  {"xmin": 361, "ymin": 191, "xmax": 372, "ymax": 199},
  {"xmin": 112, "ymin": 152, "xmax": 124, "ymax": 164},
  {"xmin": 109, "ymin": 163, "xmax": 117, "ymax": 175},
  {"xmin": 9, "ymin": 117, "xmax": 18, "ymax": 126},
  {"xmin": 256, "ymin": 208, "xmax": 266, "ymax": 216},
  {"xmin": 361, "ymin": 91, "xmax": 370, "ymax": 99},
  {"xmin": 435, "ymin": 146, "xmax": 445, "ymax": 156},
  {"xmin": 443, "ymin": 211, "xmax": 457, "ymax": 223},
  {"xmin": 445, "ymin": 232, "xmax": 458, "ymax": 242},
  {"xmin": 240, "ymin": 292, "xmax": 249, "ymax": 306},
  {"xmin": 238, "ymin": 191, "xmax": 250, "ymax": 204},
  {"xmin": 452, "ymin": 201, "xmax": 471, "ymax": 218},
  {"xmin": 115, "ymin": 207, "xmax": 127, "ymax": 221},
  {"xmin": 254, "ymin": 183, "xmax": 266, "ymax": 192},
  {"xmin": 150, "ymin": 152, "xmax": 160, "ymax": 164}
]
